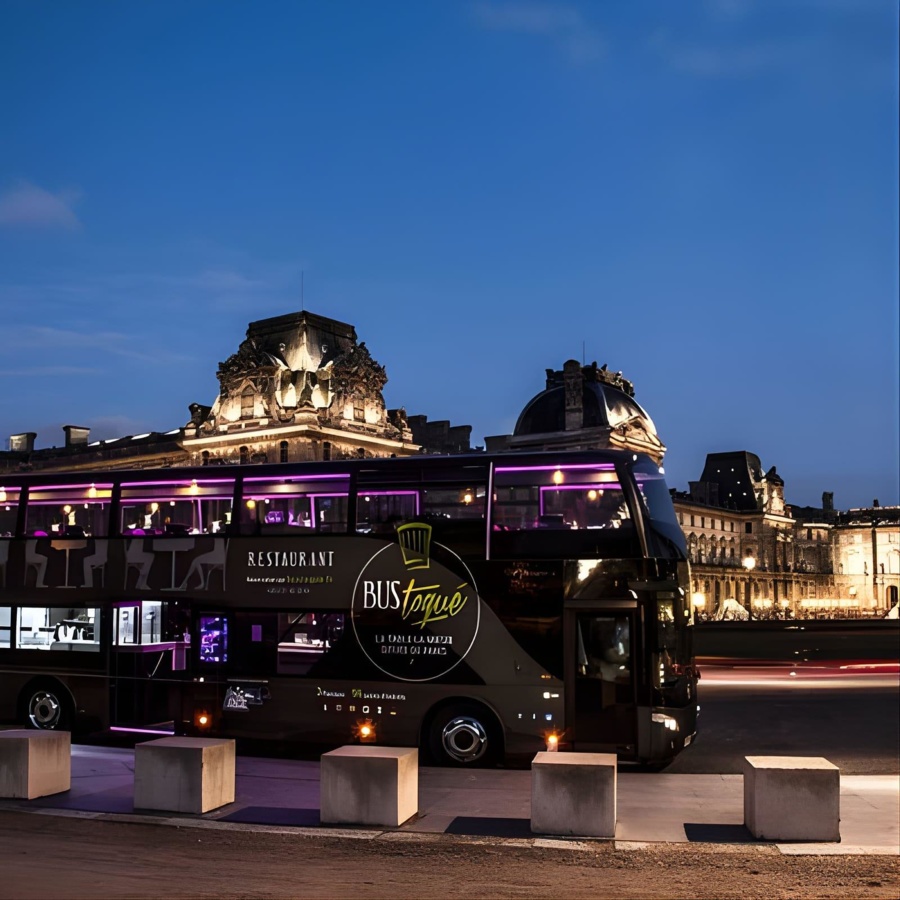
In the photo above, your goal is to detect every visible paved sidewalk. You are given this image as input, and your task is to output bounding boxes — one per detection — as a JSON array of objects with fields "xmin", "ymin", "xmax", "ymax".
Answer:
[{"xmin": 1, "ymin": 744, "xmax": 897, "ymax": 855}]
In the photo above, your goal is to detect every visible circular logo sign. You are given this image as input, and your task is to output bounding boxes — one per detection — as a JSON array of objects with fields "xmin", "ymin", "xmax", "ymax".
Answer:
[{"xmin": 351, "ymin": 523, "xmax": 481, "ymax": 682}]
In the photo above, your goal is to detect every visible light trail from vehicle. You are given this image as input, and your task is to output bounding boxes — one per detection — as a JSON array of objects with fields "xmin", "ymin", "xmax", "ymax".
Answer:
[{"xmin": 697, "ymin": 660, "xmax": 899, "ymax": 689}]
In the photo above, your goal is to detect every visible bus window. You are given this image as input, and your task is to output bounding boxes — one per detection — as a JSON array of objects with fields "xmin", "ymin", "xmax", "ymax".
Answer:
[
  {"xmin": 422, "ymin": 486, "xmax": 486, "ymax": 520},
  {"xmin": 25, "ymin": 484, "xmax": 112, "ymax": 537},
  {"xmin": 241, "ymin": 475, "xmax": 350, "ymax": 534},
  {"xmin": 576, "ymin": 615, "xmax": 631, "ymax": 685},
  {"xmin": 0, "ymin": 606, "xmax": 10, "ymax": 648},
  {"xmin": 115, "ymin": 606, "xmax": 139, "ymax": 644},
  {"xmin": 114, "ymin": 600, "xmax": 165, "ymax": 645},
  {"xmin": 276, "ymin": 612, "xmax": 345, "ymax": 675},
  {"xmin": 120, "ymin": 478, "xmax": 234, "ymax": 536},
  {"xmin": 199, "ymin": 615, "xmax": 228, "ymax": 663},
  {"xmin": 633, "ymin": 459, "xmax": 688, "ymax": 557},
  {"xmin": 0, "ymin": 487, "xmax": 20, "ymax": 536},
  {"xmin": 492, "ymin": 464, "xmax": 626, "ymax": 531},
  {"xmin": 490, "ymin": 462, "xmax": 638, "ymax": 559},
  {"xmin": 17, "ymin": 606, "xmax": 99, "ymax": 651},
  {"xmin": 356, "ymin": 491, "xmax": 419, "ymax": 533}
]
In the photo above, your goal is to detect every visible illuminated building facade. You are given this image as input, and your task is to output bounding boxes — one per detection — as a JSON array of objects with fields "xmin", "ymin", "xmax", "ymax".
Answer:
[
  {"xmin": 1, "ymin": 311, "xmax": 445, "ymax": 475},
  {"xmin": 1, "ymin": 322, "xmax": 895, "ymax": 618},
  {"xmin": 484, "ymin": 359, "xmax": 665, "ymax": 462},
  {"xmin": 673, "ymin": 452, "xmax": 899, "ymax": 618}
]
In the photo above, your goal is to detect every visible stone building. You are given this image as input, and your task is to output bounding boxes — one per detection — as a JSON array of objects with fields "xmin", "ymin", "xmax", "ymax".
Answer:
[
  {"xmin": 832, "ymin": 505, "xmax": 900, "ymax": 612},
  {"xmin": 0, "ymin": 310, "xmax": 436, "ymax": 474},
  {"xmin": 673, "ymin": 451, "xmax": 899, "ymax": 618},
  {"xmin": 485, "ymin": 359, "xmax": 665, "ymax": 462},
  {"xmin": 181, "ymin": 311, "xmax": 419, "ymax": 465}
]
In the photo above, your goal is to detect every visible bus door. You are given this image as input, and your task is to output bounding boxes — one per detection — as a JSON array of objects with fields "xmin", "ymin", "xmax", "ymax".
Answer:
[
  {"xmin": 564, "ymin": 601, "xmax": 638, "ymax": 753},
  {"xmin": 109, "ymin": 600, "xmax": 190, "ymax": 731}
]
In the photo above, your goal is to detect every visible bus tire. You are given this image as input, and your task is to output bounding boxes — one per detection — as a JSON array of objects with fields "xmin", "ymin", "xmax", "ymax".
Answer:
[
  {"xmin": 426, "ymin": 702, "xmax": 502, "ymax": 768},
  {"xmin": 20, "ymin": 681, "xmax": 73, "ymax": 732}
]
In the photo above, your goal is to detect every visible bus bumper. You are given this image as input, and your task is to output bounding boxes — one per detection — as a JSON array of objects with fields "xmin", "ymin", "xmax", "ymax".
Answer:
[{"xmin": 637, "ymin": 704, "xmax": 699, "ymax": 764}]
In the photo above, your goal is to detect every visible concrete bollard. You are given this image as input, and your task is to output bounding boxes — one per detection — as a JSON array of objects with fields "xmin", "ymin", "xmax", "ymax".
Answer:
[
  {"xmin": 320, "ymin": 746, "xmax": 418, "ymax": 827},
  {"xmin": 743, "ymin": 756, "xmax": 840, "ymax": 842},
  {"xmin": 0, "ymin": 730, "xmax": 71, "ymax": 800},
  {"xmin": 531, "ymin": 751, "xmax": 617, "ymax": 838},
  {"xmin": 134, "ymin": 737, "xmax": 236, "ymax": 814}
]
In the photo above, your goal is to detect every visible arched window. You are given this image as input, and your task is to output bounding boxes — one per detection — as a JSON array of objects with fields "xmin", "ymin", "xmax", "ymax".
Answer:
[
  {"xmin": 202, "ymin": 451, "xmax": 210, "ymax": 467},
  {"xmin": 239, "ymin": 446, "xmax": 249, "ymax": 465},
  {"xmin": 322, "ymin": 441, "xmax": 331, "ymax": 462},
  {"xmin": 241, "ymin": 387, "xmax": 254, "ymax": 420},
  {"xmin": 280, "ymin": 441, "xmax": 289, "ymax": 464}
]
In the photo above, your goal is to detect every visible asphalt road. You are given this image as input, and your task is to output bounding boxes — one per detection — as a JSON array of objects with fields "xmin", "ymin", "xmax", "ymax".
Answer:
[{"xmin": 664, "ymin": 664, "xmax": 899, "ymax": 775}]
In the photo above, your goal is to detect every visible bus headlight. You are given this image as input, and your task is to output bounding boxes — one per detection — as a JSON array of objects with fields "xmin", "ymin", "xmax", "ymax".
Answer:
[{"xmin": 651, "ymin": 713, "xmax": 679, "ymax": 732}]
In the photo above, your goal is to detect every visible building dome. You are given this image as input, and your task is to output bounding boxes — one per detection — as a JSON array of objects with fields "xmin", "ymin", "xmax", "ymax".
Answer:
[
  {"xmin": 484, "ymin": 359, "xmax": 665, "ymax": 462},
  {"xmin": 515, "ymin": 380, "xmax": 658, "ymax": 438}
]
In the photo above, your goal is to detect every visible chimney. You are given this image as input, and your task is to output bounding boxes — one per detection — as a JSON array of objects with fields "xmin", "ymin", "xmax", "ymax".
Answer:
[
  {"xmin": 822, "ymin": 491, "xmax": 834, "ymax": 512},
  {"xmin": 63, "ymin": 425, "xmax": 90, "ymax": 448},
  {"xmin": 9, "ymin": 432, "xmax": 36, "ymax": 453}
]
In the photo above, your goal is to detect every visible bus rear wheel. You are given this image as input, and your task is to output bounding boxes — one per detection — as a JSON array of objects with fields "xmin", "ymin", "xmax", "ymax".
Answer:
[
  {"xmin": 22, "ymin": 684, "xmax": 72, "ymax": 731},
  {"xmin": 427, "ymin": 703, "xmax": 501, "ymax": 767}
]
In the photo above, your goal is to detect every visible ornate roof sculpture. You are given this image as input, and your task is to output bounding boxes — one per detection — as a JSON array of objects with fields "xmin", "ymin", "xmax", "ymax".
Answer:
[
  {"xmin": 184, "ymin": 311, "xmax": 415, "ymax": 463},
  {"xmin": 485, "ymin": 359, "xmax": 665, "ymax": 462}
]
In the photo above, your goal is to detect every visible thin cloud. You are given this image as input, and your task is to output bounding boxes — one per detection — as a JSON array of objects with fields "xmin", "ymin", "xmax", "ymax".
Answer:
[
  {"xmin": 0, "ymin": 181, "xmax": 82, "ymax": 230},
  {"xmin": 472, "ymin": 2, "xmax": 604, "ymax": 64},
  {"xmin": 16, "ymin": 325, "xmax": 187, "ymax": 364},
  {"xmin": 649, "ymin": 29, "xmax": 815, "ymax": 78},
  {"xmin": 0, "ymin": 366, "xmax": 102, "ymax": 376},
  {"xmin": 705, "ymin": 0, "xmax": 752, "ymax": 19}
]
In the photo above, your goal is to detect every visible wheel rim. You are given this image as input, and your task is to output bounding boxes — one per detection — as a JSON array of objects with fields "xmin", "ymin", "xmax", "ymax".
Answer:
[
  {"xmin": 441, "ymin": 715, "xmax": 488, "ymax": 764},
  {"xmin": 29, "ymin": 691, "xmax": 62, "ymax": 729}
]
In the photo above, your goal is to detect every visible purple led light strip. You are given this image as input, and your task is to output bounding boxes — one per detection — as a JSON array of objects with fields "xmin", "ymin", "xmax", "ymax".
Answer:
[
  {"xmin": 121, "ymin": 496, "xmax": 233, "ymax": 503},
  {"xmin": 243, "ymin": 473, "xmax": 351, "ymax": 483},
  {"xmin": 27, "ymin": 483, "xmax": 114, "ymax": 492},
  {"xmin": 494, "ymin": 464, "xmax": 616, "ymax": 473},
  {"xmin": 539, "ymin": 483, "xmax": 622, "ymax": 492},
  {"xmin": 120, "ymin": 479, "xmax": 236, "ymax": 487}
]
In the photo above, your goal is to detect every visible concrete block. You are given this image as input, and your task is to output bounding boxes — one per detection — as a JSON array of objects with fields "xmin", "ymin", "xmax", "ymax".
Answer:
[
  {"xmin": 320, "ymin": 746, "xmax": 418, "ymax": 827},
  {"xmin": 134, "ymin": 737, "xmax": 235, "ymax": 814},
  {"xmin": 744, "ymin": 756, "xmax": 840, "ymax": 842},
  {"xmin": 0, "ymin": 730, "xmax": 71, "ymax": 799},
  {"xmin": 531, "ymin": 751, "xmax": 617, "ymax": 838}
]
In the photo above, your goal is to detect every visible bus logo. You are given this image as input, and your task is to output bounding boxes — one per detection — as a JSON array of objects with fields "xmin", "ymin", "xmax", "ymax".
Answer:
[
  {"xmin": 396, "ymin": 522, "xmax": 431, "ymax": 570},
  {"xmin": 351, "ymin": 523, "xmax": 481, "ymax": 683}
]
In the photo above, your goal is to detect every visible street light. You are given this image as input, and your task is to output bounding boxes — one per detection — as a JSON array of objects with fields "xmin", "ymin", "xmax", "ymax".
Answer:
[{"xmin": 743, "ymin": 556, "xmax": 756, "ymax": 617}]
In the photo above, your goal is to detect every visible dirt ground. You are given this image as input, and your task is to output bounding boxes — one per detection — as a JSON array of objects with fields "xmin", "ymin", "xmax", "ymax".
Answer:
[{"xmin": 1, "ymin": 811, "xmax": 897, "ymax": 900}]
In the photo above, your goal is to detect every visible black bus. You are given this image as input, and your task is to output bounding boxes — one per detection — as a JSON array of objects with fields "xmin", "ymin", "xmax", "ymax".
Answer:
[{"xmin": 0, "ymin": 449, "xmax": 698, "ymax": 767}]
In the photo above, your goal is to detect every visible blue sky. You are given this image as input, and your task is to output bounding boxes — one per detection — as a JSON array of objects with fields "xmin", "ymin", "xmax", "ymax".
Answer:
[{"xmin": 1, "ymin": 0, "xmax": 897, "ymax": 509}]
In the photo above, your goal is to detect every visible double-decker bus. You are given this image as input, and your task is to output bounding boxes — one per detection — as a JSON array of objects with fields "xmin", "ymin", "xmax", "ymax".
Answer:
[{"xmin": 0, "ymin": 449, "xmax": 698, "ymax": 767}]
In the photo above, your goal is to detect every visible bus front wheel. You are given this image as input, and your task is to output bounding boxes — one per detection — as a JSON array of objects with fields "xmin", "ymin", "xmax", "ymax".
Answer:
[
  {"xmin": 427, "ymin": 703, "xmax": 502, "ymax": 767},
  {"xmin": 22, "ymin": 683, "xmax": 72, "ymax": 731}
]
